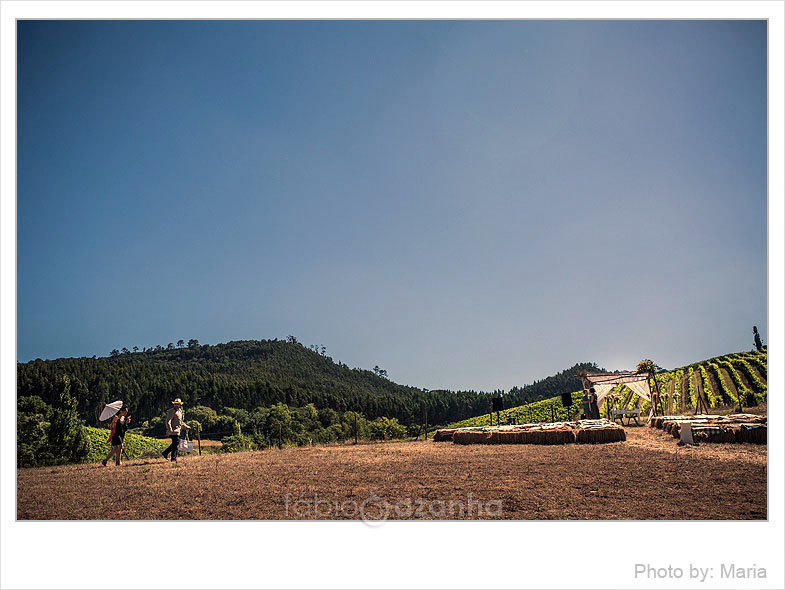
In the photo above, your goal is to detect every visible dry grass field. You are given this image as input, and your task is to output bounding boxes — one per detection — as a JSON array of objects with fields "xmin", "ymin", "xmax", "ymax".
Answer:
[{"xmin": 17, "ymin": 427, "xmax": 765, "ymax": 520}]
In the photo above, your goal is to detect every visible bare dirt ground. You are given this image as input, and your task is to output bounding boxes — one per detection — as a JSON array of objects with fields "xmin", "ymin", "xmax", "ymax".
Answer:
[{"xmin": 17, "ymin": 427, "xmax": 765, "ymax": 520}]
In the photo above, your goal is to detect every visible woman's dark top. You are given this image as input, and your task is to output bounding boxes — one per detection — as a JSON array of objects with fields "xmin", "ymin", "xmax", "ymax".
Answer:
[
  {"xmin": 111, "ymin": 418, "xmax": 128, "ymax": 445},
  {"xmin": 589, "ymin": 395, "xmax": 600, "ymax": 419}
]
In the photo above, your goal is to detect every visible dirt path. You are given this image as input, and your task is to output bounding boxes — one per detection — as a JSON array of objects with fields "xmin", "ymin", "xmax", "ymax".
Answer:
[
  {"xmin": 718, "ymin": 367, "xmax": 739, "ymax": 400},
  {"xmin": 706, "ymin": 369, "xmax": 722, "ymax": 403},
  {"xmin": 735, "ymin": 367, "xmax": 755, "ymax": 392},
  {"xmin": 17, "ymin": 429, "xmax": 766, "ymax": 521},
  {"xmin": 694, "ymin": 367, "xmax": 706, "ymax": 407},
  {"xmin": 746, "ymin": 364, "xmax": 767, "ymax": 386},
  {"xmin": 681, "ymin": 371, "xmax": 690, "ymax": 412}
]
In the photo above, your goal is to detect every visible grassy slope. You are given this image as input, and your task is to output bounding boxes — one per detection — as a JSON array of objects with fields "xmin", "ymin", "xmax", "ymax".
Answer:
[
  {"xmin": 447, "ymin": 392, "xmax": 584, "ymax": 428},
  {"xmin": 445, "ymin": 349, "xmax": 767, "ymax": 429}
]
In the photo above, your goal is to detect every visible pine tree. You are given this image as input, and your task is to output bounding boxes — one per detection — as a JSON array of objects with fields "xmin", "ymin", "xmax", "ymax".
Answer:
[{"xmin": 46, "ymin": 375, "xmax": 89, "ymax": 465}]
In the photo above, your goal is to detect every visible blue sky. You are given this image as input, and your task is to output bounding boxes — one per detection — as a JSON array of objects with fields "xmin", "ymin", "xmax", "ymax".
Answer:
[{"xmin": 17, "ymin": 20, "xmax": 767, "ymax": 391}]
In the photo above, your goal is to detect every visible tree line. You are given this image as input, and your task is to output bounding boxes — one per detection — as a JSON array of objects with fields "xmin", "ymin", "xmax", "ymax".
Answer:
[
  {"xmin": 17, "ymin": 385, "xmax": 415, "ymax": 466},
  {"xmin": 18, "ymin": 338, "xmax": 600, "ymax": 429}
]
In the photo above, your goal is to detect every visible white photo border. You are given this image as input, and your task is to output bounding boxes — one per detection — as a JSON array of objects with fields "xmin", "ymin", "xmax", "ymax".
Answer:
[{"xmin": 2, "ymin": 2, "xmax": 782, "ymax": 589}]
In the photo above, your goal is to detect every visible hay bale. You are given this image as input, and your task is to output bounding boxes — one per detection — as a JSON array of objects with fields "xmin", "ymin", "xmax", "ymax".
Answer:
[
  {"xmin": 692, "ymin": 426, "xmax": 736, "ymax": 443},
  {"xmin": 453, "ymin": 430, "xmax": 493, "ymax": 445},
  {"xmin": 735, "ymin": 424, "xmax": 767, "ymax": 444},
  {"xmin": 728, "ymin": 414, "xmax": 766, "ymax": 424},
  {"xmin": 574, "ymin": 425, "xmax": 626, "ymax": 444},
  {"xmin": 490, "ymin": 430, "xmax": 517, "ymax": 444},
  {"xmin": 433, "ymin": 429, "xmax": 456, "ymax": 442},
  {"xmin": 654, "ymin": 415, "xmax": 687, "ymax": 429},
  {"xmin": 665, "ymin": 419, "xmax": 712, "ymax": 436},
  {"xmin": 452, "ymin": 424, "xmax": 577, "ymax": 445},
  {"xmin": 663, "ymin": 421, "xmax": 679, "ymax": 435},
  {"xmin": 524, "ymin": 428, "xmax": 575, "ymax": 445}
]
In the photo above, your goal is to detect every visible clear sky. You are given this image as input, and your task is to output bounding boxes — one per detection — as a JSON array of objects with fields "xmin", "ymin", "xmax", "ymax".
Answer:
[{"xmin": 17, "ymin": 20, "xmax": 767, "ymax": 392}]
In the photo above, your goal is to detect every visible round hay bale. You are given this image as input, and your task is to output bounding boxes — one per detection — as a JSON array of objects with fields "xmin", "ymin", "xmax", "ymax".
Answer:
[{"xmin": 736, "ymin": 425, "xmax": 767, "ymax": 444}]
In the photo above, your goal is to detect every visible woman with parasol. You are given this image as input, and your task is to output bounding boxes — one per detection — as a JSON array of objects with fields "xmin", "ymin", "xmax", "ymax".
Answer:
[{"xmin": 99, "ymin": 402, "xmax": 131, "ymax": 466}]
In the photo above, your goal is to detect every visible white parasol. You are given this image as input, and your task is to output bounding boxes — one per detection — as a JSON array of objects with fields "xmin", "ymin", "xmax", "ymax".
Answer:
[{"xmin": 99, "ymin": 400, "xmax": 124, "ymax": 421}]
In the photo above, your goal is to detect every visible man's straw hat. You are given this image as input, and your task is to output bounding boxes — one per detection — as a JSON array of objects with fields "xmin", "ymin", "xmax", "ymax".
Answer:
[{"xmin": 171, "ymin": 398, "xmax": 183, "ymax": 405}]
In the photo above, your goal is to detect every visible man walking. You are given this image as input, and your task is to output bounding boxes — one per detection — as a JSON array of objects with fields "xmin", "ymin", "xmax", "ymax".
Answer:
[{"xmin": 162, "ymin": 398, "xmax": 190, "ymax": 462}]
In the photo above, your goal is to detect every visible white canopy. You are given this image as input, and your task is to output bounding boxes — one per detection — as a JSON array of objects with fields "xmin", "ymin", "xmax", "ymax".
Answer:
[{"xmin": 583, "ymin": 372, "xmax": 652, "ymax": 406}]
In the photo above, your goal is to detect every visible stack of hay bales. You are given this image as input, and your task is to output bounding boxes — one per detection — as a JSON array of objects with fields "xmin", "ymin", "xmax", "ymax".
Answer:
[
  {"xmin": 654, "ymin": 413, "xmax": 767, "ymax": 444},
  {"xmin": 517, "ymin": 424, "xmax": 575, "ymax": 445},
  {"xmin": 655, "ymin": 415, "xmax": 724, "ymax": 432},
  {"xmin": 691, "ymin": 425, "xmax": 737, "ymax": 443},
  {"xmin": 664, "ymin": 418, "xmax": 710, "ymax": 438},
  {"xmin": 433, "ymin": 429, "xmax": 457, "ymax": 442},
  {"xmin": 727, "ymin": 414, "xmax": 766, "ymax": 424},
  {"xmin": 651, "ymin": 415, "xmax": 684, "ymax": 429},
  {"xmin": 449, "ymin": 419, "xmax": 630, "ymax": 445},
  {"xmin": 452, "ymin": 428, "xmax": 493, "ymax": 445},
  {"xmin": 574, "ymin": 419, "xmax": 626, "ymax": 444},
  {"xmin": 451, "ymin": 422, "xmax": 577, "ymax": 445}
]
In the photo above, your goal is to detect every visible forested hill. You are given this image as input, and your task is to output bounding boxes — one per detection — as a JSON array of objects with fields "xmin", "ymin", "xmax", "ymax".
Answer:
[{"xmin": 17, "ymin": 339, "xmax": 600, "ymax": 427}]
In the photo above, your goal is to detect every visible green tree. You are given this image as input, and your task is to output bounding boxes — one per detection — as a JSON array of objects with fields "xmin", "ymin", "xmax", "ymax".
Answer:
[
  {"xmin": 267, "ymin": 402, "xmax": 293, "ymax": 447},
  {"xmin": 384, "ymin": 417, "xmax": 407, "ymax": 439},
  {"xmin": 143, "ymin": 416, "xmax": 167, "ymax": 438},
  {"xmin": 215, "ymin": 415, "xmax": 241, "ymax": 436},
  {"xmin": 248, "ymin": 407, "xmax": 270, "ymax": 435},
  {"xmin": 294, "ymin": 403, "xmax": 319, "ymax": 432},
  {"xmin": 46, "ymin": 376, "xmax": 89, "ymax": 465},
  {"xmin": 18, "ymin": 395, "xmax": 52, "ymax": 418},
  {"xmin": 318, "ymin": 407, "xmax": 338, "ymax": 427},
  {"xmin": 187, "ymin": 406, "xmax": 218, "ymax": 431},
  {"xmin": 222, "ymin": 407, "xmax": 250, "ymax": 430},
  {"xmin": 341, "ymin": 411, "xmax": 368, "ymax": 441},
  {"xmin": 220, "ymin": 433, "xmax": 256, "ymax": 453},
  {"xmin": 17, "ymin": 412, "xmax": 50, "ymax": 467}
]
